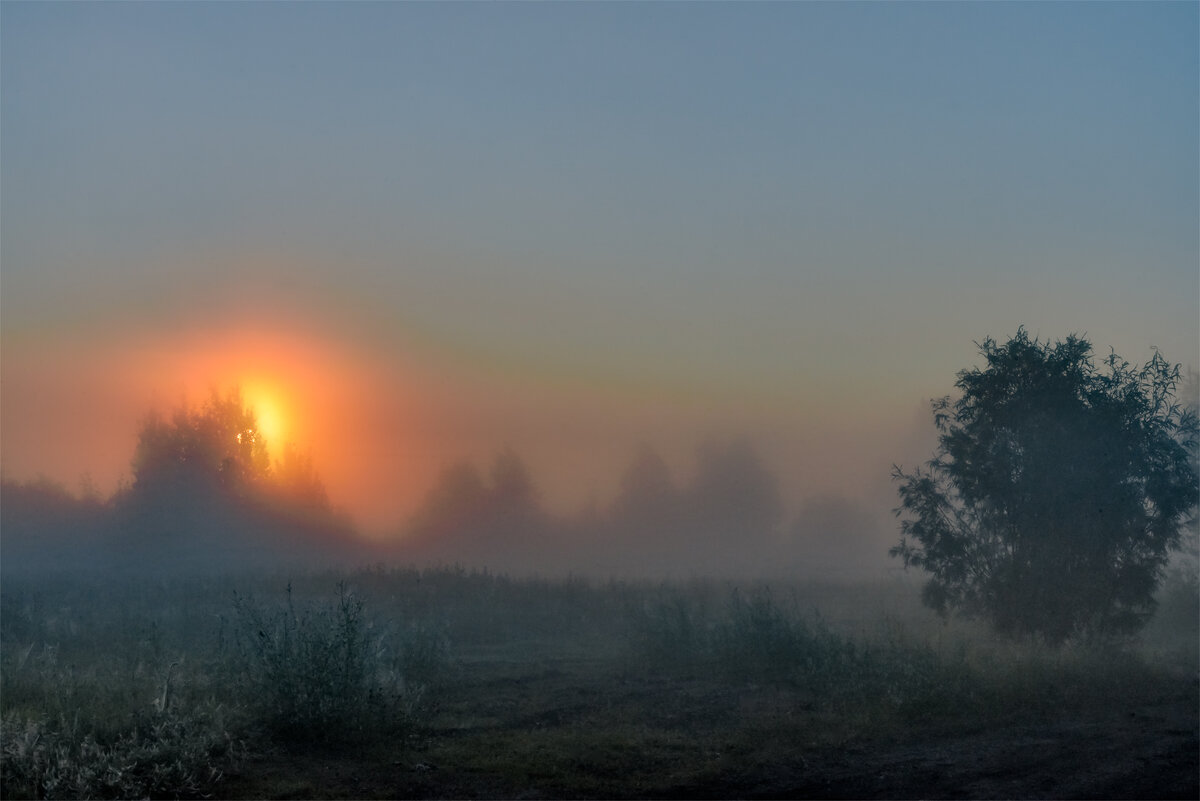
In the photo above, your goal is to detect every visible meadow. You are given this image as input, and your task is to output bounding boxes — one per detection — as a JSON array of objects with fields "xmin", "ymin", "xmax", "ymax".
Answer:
[{"xmin": 2, "ymin": 565, "xmax": 1196, "ymax": 799}]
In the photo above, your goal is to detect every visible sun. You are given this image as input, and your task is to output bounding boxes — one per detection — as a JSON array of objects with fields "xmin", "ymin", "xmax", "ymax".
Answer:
[{"xmin": 241, "ymin": 384, "xmax": 289, "ymax": 455}]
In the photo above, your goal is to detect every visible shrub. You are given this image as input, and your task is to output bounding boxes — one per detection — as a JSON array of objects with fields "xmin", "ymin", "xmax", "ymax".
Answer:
[
  {"xmin": 630, "ymin": 586, "xmax": 985, "ymax": 721},
  {"xmin": 230, "ymin": 582, "xmax": 434, "ymax": 746},
  {"xmin": 627, "ymin": 585, "xmax": 718, "ymax": 671}
]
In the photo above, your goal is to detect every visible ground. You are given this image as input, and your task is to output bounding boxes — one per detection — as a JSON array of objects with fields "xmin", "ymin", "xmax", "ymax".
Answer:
[{"xmin": 222, "ymin": 651, "xmax": 1199, "ymax": 800}]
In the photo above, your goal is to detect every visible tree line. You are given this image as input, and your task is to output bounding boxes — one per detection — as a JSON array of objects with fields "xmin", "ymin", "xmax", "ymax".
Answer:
[
  {"xmin": 2, "ymin": 329, "xmax": 1196, "ymax": 643},
  {"xmin": 2, "ymin": 389, "xmax": 357, "ymax": 573}
]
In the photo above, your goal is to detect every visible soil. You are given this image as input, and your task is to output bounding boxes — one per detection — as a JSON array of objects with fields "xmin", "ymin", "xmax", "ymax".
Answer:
[{"xmin": 221, "ymin": 659, "xmax": 1199, "ymax": 800}]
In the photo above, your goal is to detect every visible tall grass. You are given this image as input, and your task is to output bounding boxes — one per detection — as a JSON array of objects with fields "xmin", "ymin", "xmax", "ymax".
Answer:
[
  {"xmin": 229, "ymin": 581, "xmax": 437, "ymax": 746},
  {"xmin": 1, "ymin": 708, "xmax": 238, "ymax": 800},
  {"xmin": 0, "ymin": 636, "xmax": 240, "ymax": 799},
  {"xmin": 0, "ymin": 574, "xmax": 450, "ymax": 797},
  {"xmin": 628, "ymin": 583, "xmax": 1183, "ymax": 729},
  {"xmin": 2, "ymin": 566, "xmax": 1191, "ymax": 797}
]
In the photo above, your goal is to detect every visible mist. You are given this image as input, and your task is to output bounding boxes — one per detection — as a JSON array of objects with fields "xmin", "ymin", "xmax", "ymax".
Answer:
[
  {"xmin": 3, "ymin": 2, "xmax": 1198, "ymax": 797},
  {"xmin": 0, "ymin": 399, "xmax": 909, "ymax": 582}
]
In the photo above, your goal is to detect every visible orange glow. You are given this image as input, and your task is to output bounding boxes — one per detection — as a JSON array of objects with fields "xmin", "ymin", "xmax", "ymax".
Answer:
[
  {"xmin": 240, "ymin": 382, "xmax": 290, "ymax": 458},
  {"xmin": 131, "ymin": 325, "xmax": 430, "ymax": 531},
  {"xmin": 0, "ymin": 308, "xmax": 926, "ymax": 539},
  {"xmin": 0, "ymin": 317, "xmax": 455, "ymax": 534}
]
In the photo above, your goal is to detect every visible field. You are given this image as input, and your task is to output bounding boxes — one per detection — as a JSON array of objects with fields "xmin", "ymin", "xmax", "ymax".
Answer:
[{"xmin": 2, "ymin": 566, "xmax": 1196, "ymax": 799}]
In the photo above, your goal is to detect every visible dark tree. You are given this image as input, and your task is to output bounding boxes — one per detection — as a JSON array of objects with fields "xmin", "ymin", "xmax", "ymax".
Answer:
[
  {"xmin": 130, "ymin": 388, "xmax": 270, "ymax": 501},
  {"xmin": 892, "ymin": 329, "xmax": 1198, "ymax": 642},
  {"xmin": 116, "ymin": 388, "xmax": 346, "ymax": 567}
]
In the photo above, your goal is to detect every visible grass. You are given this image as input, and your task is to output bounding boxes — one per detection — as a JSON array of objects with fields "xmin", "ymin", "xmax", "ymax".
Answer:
[
  {"xmin": 229, "ymin": 581, "xmax": 429, "ymax": 746},
  {"xmin": 625, "ymin": 581, "xmax": 1190, "ymax": 736},
  {"xmin": 1, "ymin": 707, "xmax": 237, "ymax": 800},
  {"xmin": 0, "ymin": 573, "xmax": 449, "ymax": 798},
  {"xmin": 2, "ymin": 565, "xmax": 1195, "ymax": 798}
]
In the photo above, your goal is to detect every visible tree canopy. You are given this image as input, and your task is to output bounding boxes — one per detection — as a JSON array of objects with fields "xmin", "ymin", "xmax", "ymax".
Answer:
[
  {"xmin": 115, "ymin": 388, "xmax": 348, "ymax": 566},
  {"xmin": 891, "ymin": 329, "xmax": 1198, "ymax": 642}
]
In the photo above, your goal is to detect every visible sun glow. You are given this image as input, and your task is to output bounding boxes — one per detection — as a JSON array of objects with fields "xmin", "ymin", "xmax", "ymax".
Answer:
[
  {"xmin": 241, "ymin": 384, "xmax": 289, "ymax": 456},
  {"xmin": 4, "ymin": 320, "xmax": 446, "ymax": 533}
]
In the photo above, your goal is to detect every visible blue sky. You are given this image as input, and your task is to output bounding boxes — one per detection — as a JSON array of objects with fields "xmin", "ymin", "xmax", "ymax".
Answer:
[{"xmin": 2, "ymin": 1, "xmax": 1197, "ymax": 526}]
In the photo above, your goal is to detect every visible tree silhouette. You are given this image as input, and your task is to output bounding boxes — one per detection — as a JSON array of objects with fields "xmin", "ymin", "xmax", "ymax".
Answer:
[
  {"xmin": 612, "ymin": 443, "xmax": 679, "ymax": 527},
  {"xmin": 489, "ymin": 446, "xmax": 538, "ymax": 521},
  {"xmin": 892, "ymin": 329, "xmax": 1198, "ymax": 642},
  {"xmin": 116, "ymin": 388, "xmax": 345, "ymax": 566},
  {"xmin": 688, "ymin": 439, "xmax": 783, "ymax": 546},
  {"xmin": 130, "ymin": 388, "xmax": 270, "ymax": 502},
  {"xmin": 407, "ymin": 448, "xmax": 550, "ymax": 570},
  {"xmin": 412, "ymin": 462, "xmax": 490, "ymax": 540}
]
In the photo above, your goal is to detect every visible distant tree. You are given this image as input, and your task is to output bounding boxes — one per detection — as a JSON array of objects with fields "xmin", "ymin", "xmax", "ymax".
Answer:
[
  {"xmin": 687, "ymin": 439, "xmax": 783, "ymax": 548},
  {"xmin": 891, "ymin": 329, "xmax": 1198, "ymax": 642},
  {"xmin": 612, "ymin": 443, "xmax": 680, "ymax": 528},
  {"xmin": 489, "ymin": 446, "xmax": 538, "ymax": 520},
  {"xmin": 412, "ymin": 462, "xmax": 490, "ymax": 539},
  {"xmin": 483, "ymin": 447, "xmax": 549, "ymax": 562},
  {"xmin": 408, "ymin": 448, "xmax": 548, "ymax": 570}
]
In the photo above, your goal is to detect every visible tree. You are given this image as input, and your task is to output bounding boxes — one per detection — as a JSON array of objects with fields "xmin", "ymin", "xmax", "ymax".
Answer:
[
  {"xmin": 611, "ymin": 443, "xmax": 680, "ymax": 529},
  {"xmin": 117, "ymin": 388, "xmax": 345, "ymax": 566},
  {"xmin": 489, "ymin": 446, "xmax": 539, "ymax": 520},
  {"xmin": 412, "ymin": 462, "xmax": 489, "ymax": 539},
  {"xmin": 130, "ymin": 388, "xmax": 271, "ymax": 501},
  {"xmin": 891, "ymin": 329, "xmax": 1198, "ymax": 642},
  {"xmin": 689, "ymin": 439, "xmax": 783, "ymax": 539}
]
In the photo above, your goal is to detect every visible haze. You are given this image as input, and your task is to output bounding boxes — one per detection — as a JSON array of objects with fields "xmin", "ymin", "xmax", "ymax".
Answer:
[{"xmin": 3, "ymin": 3, "xmax": 1196, "ymax": 570}]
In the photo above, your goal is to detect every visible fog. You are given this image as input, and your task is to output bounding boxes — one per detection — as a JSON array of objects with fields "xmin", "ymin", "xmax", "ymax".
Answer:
[
  {"xmin": 0, "ymin": 394, "xmax": 912, "ymax": 582},
  {"xmin": 2, "ymin": 365, "xmax": 1195, "ymax": 801}
]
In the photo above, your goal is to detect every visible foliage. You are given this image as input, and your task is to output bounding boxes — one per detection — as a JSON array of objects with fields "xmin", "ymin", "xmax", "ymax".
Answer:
[
  {"xmin": 1, "ymin": 708, "xmax": 238, "ymax": 800},
  {"xmin": 0, "ymin": 591, "xmax": 241, "ymax": 800},
  {"xmin": 108, "ymin": 388, "xmax": 351, "ymax": 569},
  {"xmin": 130, "ymin": 388, "xmax": 271, "ymax": 499},
  {"xmin": 0, "ymin": 572, "xmax": 453, "ymax": 798},
  {"xmin": 3, "ymin": 568, "xmax": 1195, "ymax": 798},
  {"xmin": 230, "ymin": 582, "xmax": 432, "ymax": 746},
  {"xmin": 891, "ymin": 329, "xmax": 1198, "ymax": 642}
]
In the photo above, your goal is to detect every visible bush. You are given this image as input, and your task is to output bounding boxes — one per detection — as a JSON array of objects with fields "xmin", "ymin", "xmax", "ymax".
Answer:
[
  {"xmin": 716, "ymin": 589, "xmax": 852, "ymax": 683},
  {"xmin": 230, "ymin": 582, "xmax": 436, "ymax": 746},
  {"xmin": 628, "ymin": 589, "xmax": 712, "ymax": 671},
  {"xmin": 629, "ymin": 585, "xmax": 1023, "ymax": 722}
]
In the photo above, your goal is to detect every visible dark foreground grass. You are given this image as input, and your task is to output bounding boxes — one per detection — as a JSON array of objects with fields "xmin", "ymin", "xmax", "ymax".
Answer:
[{"xmin": 2, "ymin": 566, "xmax": 1196, "ymax": 799}]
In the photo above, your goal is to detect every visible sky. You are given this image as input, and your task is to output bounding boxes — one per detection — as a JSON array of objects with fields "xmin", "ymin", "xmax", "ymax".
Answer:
[{"xmin": 3, "ymin": 1, "xmax": 1197, "ymax": 534}]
